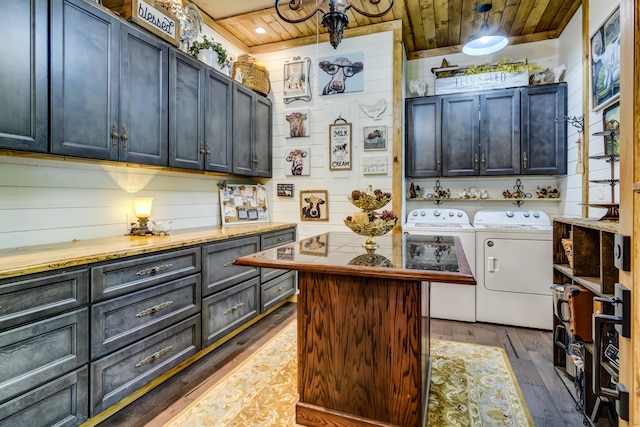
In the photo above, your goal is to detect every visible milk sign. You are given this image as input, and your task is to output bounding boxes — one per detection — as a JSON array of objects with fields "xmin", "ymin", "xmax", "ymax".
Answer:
[{"xmin": 329, "ymin": 121, "xmax": 352, "ymax": 171}]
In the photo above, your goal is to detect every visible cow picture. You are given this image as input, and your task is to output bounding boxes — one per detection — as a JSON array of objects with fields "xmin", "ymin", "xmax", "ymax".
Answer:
[
  {"xmin": 299, "ymin": 190, "xmax": 328, "ymax": 221},
  {"xmin": 318, "ymin": 52, "xmax": 364, "ymax": 96},
  {"xmin": 285, "ymin": 109, "xmax": 310, "ymax": 138},
  {"xmin": 299, "ymin": 234, "xmax": 329, "ymax": 255},
  {"xmin": 363, "ymin": 126, "xmax": 387, "ymax": 150},
  {"xmin": 285, "ymin": 148, "xmax": 310, "ymax": 176}
]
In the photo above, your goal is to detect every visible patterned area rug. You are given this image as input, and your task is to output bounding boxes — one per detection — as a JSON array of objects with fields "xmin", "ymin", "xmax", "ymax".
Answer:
[{"xmin": 166, "ymin": 320, "xmax": 534, "ymax": 427}]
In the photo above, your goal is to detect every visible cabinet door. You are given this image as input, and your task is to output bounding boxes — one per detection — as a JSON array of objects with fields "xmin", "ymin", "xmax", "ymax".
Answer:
[
  {"xmin": 232, "ymin": 83, "xmax": 255, "ymax": 175},
  {"xmin": 0, "ymin": 0, "xmax": 48, "ymax": 152},
  {"xmin": 50, "ymin": 0, "xmax": 119, "ymax": 160},
  {"xmin": 253, "ymin": 95, "xmax": 272, "ymax": 177},
  {"xmin": 481, "ymin": 89, "xmax": 520, "ymax": 175},
  {"xmin": 405, "ymin": 97, "xmax": 441, "ymax": 177},
  {"xmin": 168, "ymin": 50, "xmax": 205, "ymax": 170},
  {"xmin": 521, "ymin": 83, "xmax": 567, "ymax": 175},
  {"xmin": 442, "ymin": 94, "xmax": 479, "ymax": 176},
  {"xmin": 119, "ymin": 24, "xmax": 168, "ymax": 166},
  {"xmin": 204, "ymin": 69, "xmax": 233, "ymax": 173}
]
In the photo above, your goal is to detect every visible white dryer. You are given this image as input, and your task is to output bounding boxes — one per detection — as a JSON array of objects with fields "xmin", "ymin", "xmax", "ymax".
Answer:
[
  {"xmin": 473, "ymin": 209, "xmax": 553, "ymax": 330},
  {"xmin": 403, "ymin": 208, "xmax": 476, "ymax": 322}
]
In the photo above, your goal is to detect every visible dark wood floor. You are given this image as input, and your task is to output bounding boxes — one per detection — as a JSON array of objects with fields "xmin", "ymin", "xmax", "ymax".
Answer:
[{"xmin": 96, "ymin": 302, "xmax": 587, "ymax": 427}]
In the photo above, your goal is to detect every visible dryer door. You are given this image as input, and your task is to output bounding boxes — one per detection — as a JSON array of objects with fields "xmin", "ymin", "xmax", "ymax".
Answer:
[{"xmin": 480, "ymin": 235, "xmax": 551, "ymax": 295}]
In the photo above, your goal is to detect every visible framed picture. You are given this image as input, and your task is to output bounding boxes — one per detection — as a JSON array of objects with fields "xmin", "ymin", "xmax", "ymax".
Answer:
[
  {"xmin": 283, "ymin": 56, "xmax": 312, "ymax": 103},
  {"xmin": 591, "ymin": 6, "xmax": 620, "ymax": 111},
  {"xmin": 300, "ymin": 190, "xmax": 328, "ymax": 221},
  {"xmin": 285, "ymin": 109, "xmax": 310, "ymax": 138},
  {"xmin": 299, "ymin": 234, "xmax": 329, "ymax": 256},
  {"xmin": 363, "ymin": 126, "xmax": 387, "ymax": 151},
  {"xmin": 277, "ymin": 183, "xmax": 294, "ymax": 197},
  {"xmin": 329, "ymin": 119, "xmax": 352, "ymax": 170},
  {"xmin": 362, "ymin": 156, "xmax": 389, "ymax": 175},
  {"xmin": 603, "ymin": 101, "xmax": 620, "ymax": 155},
  {"xmin": 318, "ymin": 52, "xmax": 364, "ymax": 95},
  {"xmin": 285, "ymin": 148, "xmax": 310, "ymax": 176}
]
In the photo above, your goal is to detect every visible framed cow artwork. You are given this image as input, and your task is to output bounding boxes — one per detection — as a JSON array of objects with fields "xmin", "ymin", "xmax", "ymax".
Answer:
[
  {"xmin": 363, "ymin": 126, "xmax": 387, "ymax": 151},
  {"xmin": 329, "ymin": 117, "xmax": 352, "ymax": 171},
  {"xmin": 318, "ymin": 52, "xmax": 364, "ymax": 96},
  {"xmin": 285, "ymin": 109, "xmax": 310, "ymax": 138},
  {"xmin": 300, "ymin": 190, "xmax": 328, "ymax": 221},
  {"xmin": 283, "ymin": 56, "xmax": 312, "ymax": 103},
  {"xmin": 299, "ymin": 234, "xmax": 329, "ymax": 256},
  {"xmin": 285, "ymin": 147, "xmax": 311, "ymax": 176}
]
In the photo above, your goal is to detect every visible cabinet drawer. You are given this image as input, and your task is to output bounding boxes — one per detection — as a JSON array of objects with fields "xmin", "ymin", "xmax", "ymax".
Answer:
[
  {"xmin": 261, "ymin": 270, "xmax": 296, "ymax": 313},
  {"xmin": 91, "ymin": 274, "xmax": 201, "ymax": 359},
  {"xmin": 90, "ymin": 315, "xmax": 200, "ymax": 416},
  {"xmin": 202, "ymin": 278, "xmax": 259, "ymax": 347},
  {"xmin": 0, "ymin": 268, "xmax": 88, "ymax": 331},
  {"xmin": 0, "ymin": 366, "xmax": 88, "ymax": 427},
  {"xmin": 202, "ymin": 236, "xmax": 260, "ymax": 296},
  {"xmin": 0, "ymin": 308, "xmax": 89, "ymax": 404},
  {"xmin": 91, "ymin": 247, "xmax": 201, "ymax": 302},
  {"xmin": 260, "ymin": 228, "xmax": 296, "ymax": 282}
]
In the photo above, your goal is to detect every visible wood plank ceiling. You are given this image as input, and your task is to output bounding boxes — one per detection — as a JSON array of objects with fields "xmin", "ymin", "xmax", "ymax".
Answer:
[{"xmin": 192, "ymin": 0, "xmax": 582, "ymax": 58}]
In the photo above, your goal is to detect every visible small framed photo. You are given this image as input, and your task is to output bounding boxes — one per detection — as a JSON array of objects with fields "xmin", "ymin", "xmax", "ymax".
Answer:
[
  {"xmin": 299, "ymin": 234, "xmax": 329, "ymax": 256},
  {"xmin": 285, "ymin": 109, "xmax": 310, "ymax": 138},
  {"xmin": 363, "ymin": 126, "xmax": 387, "ymax": 151},
  {"xmin": 362, "ymin": 155, "xmax": 389, "ymax": 175},
  {"xmin": 283, "ymin": 56, "xmax": 312, "ymax": 103},
  {"xmin": 602, "ymin": 101, "xmax": 620, "ymax": 155},
  {"xmin": 300, "ymin": 190, "xmax": 328, "ymax": 221},
  {"xmin": 277, "ymin": 183, "xmax": 295, "ymax": 197},
  {"xmin": 285, "ymin": 148, "xmax": 310, "ymax": 176},
  {"xmin": 329, "ymin": 121, "xmax": 352, "ymax": 170}
]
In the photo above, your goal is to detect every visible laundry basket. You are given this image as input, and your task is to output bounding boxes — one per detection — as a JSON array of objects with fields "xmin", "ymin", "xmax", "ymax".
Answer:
[{"xmin": 232, "ymin": 54, "xmax": 271, "ymax": 96}]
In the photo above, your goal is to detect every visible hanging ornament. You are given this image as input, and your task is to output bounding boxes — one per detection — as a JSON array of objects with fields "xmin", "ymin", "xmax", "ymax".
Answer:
[{"xmin": 576, "ymin": 132, "xmax": 584, "ymax": 174}]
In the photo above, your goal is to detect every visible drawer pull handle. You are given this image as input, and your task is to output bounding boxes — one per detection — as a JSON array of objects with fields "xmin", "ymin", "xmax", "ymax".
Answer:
[
  {"xmin": 136, "ymin": 300, "xmax": 173, "ymax": 317},
  {"xmin": 136, "ymin": 263, "xmax": 173, "ymax": 276},
  {"xmin": 223, "ymin": 261, "xmax": 235, "ymax": 267},
  {"xmin": 135, "ymin": 345, "xmax": 173, "ymax": 368},
  {"xmin": 275, "ymin": 237, "xmax": 285, "ymax": 243},
  {"xmin": 272, "ymin": 286, "xmax": 286, "ymax": 295},
  {"xmin": 224, "ymin": 302, "xmax": 244, "ymax": 315}
]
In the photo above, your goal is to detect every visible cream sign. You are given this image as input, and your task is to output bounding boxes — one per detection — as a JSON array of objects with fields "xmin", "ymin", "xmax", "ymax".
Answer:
[
  {"xmin": 435, "ymin": 71, "xmax": 529, "ymax": 95},
  {"xmin": 136, "ymin": 0, "xmax": 178, "ymax": 41}
]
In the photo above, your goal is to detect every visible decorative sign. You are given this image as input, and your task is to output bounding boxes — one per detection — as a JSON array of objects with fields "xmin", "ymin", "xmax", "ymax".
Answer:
[
  {"xmin": 283, "ymin": 57, "xmax": 312, "ymax": 103},
  {"xmin": 435, "ymin": 71, "xmax": 529, "ymax": 95},
  {"xmin": 329, "ymin": 116, "xmax": 352, "ymax": 171},
  {"xmin": 220, "ymin": 184, "xmax": 269, "ymax": 226},
  {"xmin": 277, "ymin": 183, "xmax": 295, "ymax": 197},
  {"xmin": 362, "ymin": 156, "xmax": 389, "ymax": 175},
  {"xmin": 359, "ymin": 99, "xmax": 386, "ymax": 120},
  {"xmin": 103, "ymin": 0, "xmax": 180, "ymax": 46}
]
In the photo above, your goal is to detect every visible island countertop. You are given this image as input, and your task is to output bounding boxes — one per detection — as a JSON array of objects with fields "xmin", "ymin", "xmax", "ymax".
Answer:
[{"xmin": 235, "ymin": 231, "xmax": 475, "ymax": 285}]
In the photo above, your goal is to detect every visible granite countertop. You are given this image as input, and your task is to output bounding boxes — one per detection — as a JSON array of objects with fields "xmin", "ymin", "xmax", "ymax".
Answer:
[{"xmin": 0, "ymin": 223, "xmax": 296, "ymax": 280}]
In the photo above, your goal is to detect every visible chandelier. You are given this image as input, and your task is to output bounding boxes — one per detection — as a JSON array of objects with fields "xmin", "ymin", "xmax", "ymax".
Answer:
[{"xmin": 275, "ymin": 0, "xmax": 395, "ymax": 49}]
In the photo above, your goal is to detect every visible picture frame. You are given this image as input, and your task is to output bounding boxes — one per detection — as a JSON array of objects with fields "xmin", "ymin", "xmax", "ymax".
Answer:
[
  {"xmin": 285, "ymin": 108, "xmax": 310, "ymax": 138},
  {"xmin": 300, "ymin": 190, "xmax": 328, "ymax": 221},
  {"xmin": 318, "ymin": 52, "xmax": 364, "ymax": 96},
  {"xmin": 363, "ymin": 126, "xmax": 387, "ymax": 151},
  {"xmin": 591, "ymin": 6, "xmax": 620, "ymax": 111},
  {"xmin": 219, "ymin": 183, "xmax": 269, "ymax": 226},
  {"xmin": 362, "ymin": 156, "xmax": 389, "ymax": 175},
  {"xmin": 299, "ymin": 234, "xmax": 329, "ymax": 256},
  {"xmin": 277, "ymin": 183, "xmax": 294, "ymax": 197},
  {"xmin": 602, "ymin": 101, "xmax": 620, "ymax": 155},
  {"xmin": 285, "ymin": 147, "xmax": 310, "ymax": 176},
  {"xmin": 329, "ymin": 119, "xmax": 352, "ymax": 170},
  {"xmin": 283, "ymin": 56, "xmax": 312, "ymax": 103}
]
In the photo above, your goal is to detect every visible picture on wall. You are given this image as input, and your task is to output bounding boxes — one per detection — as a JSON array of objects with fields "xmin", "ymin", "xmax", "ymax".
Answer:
[
  {"xmin": 283, "ymin": 56, "xmax": 312, "ymax": 103},
  {"xmin": 602, "ymin": 101, "xmax": 620, "ymax": 155},
  {"xmin": 329, "ymin": 118, "xmax": 352, "ymax": 171},
  {"xmin": 362, "ymin": 156, "xmax": 389, "ymax": 175},
  {"xmin": 277, "ymin": 183, "xmax": 295, "ymax": 197},
  {"xmin": 285, "ymin": 148, "xmax": 310, "ymax": 176},
  {"xmin": 285, "ymin": 109, "xmax": 310, "ymax": 138},
  {"xmin": 318, "ymin": 52, "xmax": 364, "ymax": 95},
  {"xmin": 591, "ymin": 6, "xmax": 620, "ymax": 111},
  {"xmin": 363, "ymin": 126, "xmax": 387, "ymax": 151},
  {"xmin": 300, "ymin": 190, "xmax": 328, "ymax": 221}
]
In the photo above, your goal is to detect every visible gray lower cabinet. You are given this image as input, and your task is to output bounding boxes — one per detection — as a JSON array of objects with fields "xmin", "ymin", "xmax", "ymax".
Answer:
[
  {"xmin": 201, "ymin": 236, "xmax": 260, "ymax": 296},
  {"xmin": 260, "ymin": 227, "xmax": 297, "ymax": 283},
  {"xmin": 0, "ymin": 0, "xmax": 48, "ymax": 152},
  {"xmin": 90, "ymin": 315, "xmax": 201, "ymax": 416},
  {"xmin": 261, "ymin": 270, "xmax": 296, "ymax": 313}
]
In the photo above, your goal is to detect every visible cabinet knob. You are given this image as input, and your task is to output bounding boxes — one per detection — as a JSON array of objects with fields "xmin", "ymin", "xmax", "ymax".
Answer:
[
  {"xmin": 523, "ymin": 152, "xmax": 528, "ymax": 169},
  {"xmin": 111, "ymin": 122, "xmax": 119, "ymax": 149},
  {"xmin": 205, "ymin": 144, "xmax": 211, "ymax": 161},
  {"xmin": 121, "ymin": 123, "xmax": 128, "ymax": 151},
  {"xmin": 481, "ymin": 153, "xmax": 486, "ymax": 170},
  {"xmin": 252, "ymin": 157, "xmax": 259, "ymax": 164},
  {"xmin": 474, "ymin": 153, "xmax": 479, "ymax": 170}
]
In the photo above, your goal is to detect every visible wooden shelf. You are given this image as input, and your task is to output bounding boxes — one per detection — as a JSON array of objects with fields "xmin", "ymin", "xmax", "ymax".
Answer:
[{"xmin": 406, "ymin": 197, "xmax": 561, "ymax": 202}]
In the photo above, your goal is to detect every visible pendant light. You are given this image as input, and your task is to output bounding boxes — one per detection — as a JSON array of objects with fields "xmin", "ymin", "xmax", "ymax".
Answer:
[{"xmin": 462, "ymin": 3, "xmax": 509, "ymax": 56}]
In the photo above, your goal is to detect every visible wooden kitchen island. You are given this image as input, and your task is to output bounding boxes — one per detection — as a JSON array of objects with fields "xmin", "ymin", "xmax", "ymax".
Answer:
[{"xmin": 235, "ymin": 231, "xmax": 474, "ymax": 427}]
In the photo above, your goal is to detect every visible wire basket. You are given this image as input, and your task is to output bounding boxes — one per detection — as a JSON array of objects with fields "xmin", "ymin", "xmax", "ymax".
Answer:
[
  {"xmin": 343, "ymin": 218, "xmax": 397, "ymax": 237},
  {"xmin": 232, "ymin": 54, "xmax": 270, "ymax": 96},
  {"xmin": 347, "ymin": 194, "xmax": 391, "ymax": 211}
]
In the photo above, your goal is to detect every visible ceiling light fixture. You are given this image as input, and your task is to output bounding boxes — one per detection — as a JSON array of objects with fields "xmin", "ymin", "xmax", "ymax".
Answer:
[
  {"xmin": 255, "ymin": 27, "xmax": 267, "ymax": 34},
  {"xmin": 462, "ymin": 3, "xmax": 509, "ymax": 56},
  {"xmin": 274, "ymin": 0, "xmax": 395, "ymax": 49}
]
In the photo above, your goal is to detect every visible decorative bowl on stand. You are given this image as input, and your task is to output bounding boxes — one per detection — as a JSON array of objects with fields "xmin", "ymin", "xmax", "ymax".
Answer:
[
  {"xmin": 344, "ymin": 185, "xmax": 397, "ymax": 250},
  {"xmin": 343, "ymin": 217, "xmax": 398, "ymax": 250}
]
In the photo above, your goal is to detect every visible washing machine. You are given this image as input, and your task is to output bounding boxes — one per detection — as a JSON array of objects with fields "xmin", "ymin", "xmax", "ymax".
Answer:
[
  {"xmin": 403, "ymin": 208, "xmax": 476, "ymax": 322},
  {"xmin": 473, "ymin": 209, "xmax": 553, "ymax": 330}
]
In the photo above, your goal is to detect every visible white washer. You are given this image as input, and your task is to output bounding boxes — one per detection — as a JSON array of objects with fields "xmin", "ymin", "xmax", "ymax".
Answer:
[
  {"xmin": 403, "ymin": 208, "xmax": 476, "ymax": 322},
  {"xmin": 473, "ymin": 209, "xmax": 553, "ymax": 330}
]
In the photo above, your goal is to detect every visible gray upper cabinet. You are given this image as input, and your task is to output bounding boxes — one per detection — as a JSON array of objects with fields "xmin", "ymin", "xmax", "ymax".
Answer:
[
  {"xmin": 232, "ymin": 83, "xmax": 272, "ymax": 177},
  {"xmin": 0, "ymin": 0, "xmax": 48, "ymax": 153},
  {"xmin": 50, "ymin": 0, "xmax": 168, "ymax": 166},
  {"xmin": 169, "ymin": 51, "xmax": 232, "ymax": 172},
  {"xmin": 520, "ymin": 83, "xmax": 567, "ymax": 175},
  {"xmin": 442, "ymin": 94, "xmax": 480, "ymax": 176},
  {"xmin": 405, "ymin": 96, "xmax": 441, "ymax": 177}
]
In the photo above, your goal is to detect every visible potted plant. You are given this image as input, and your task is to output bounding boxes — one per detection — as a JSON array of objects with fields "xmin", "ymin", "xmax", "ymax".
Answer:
[{"xmin": 188, "ymin": 35, "xmax": 229, "ymax": 70}]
